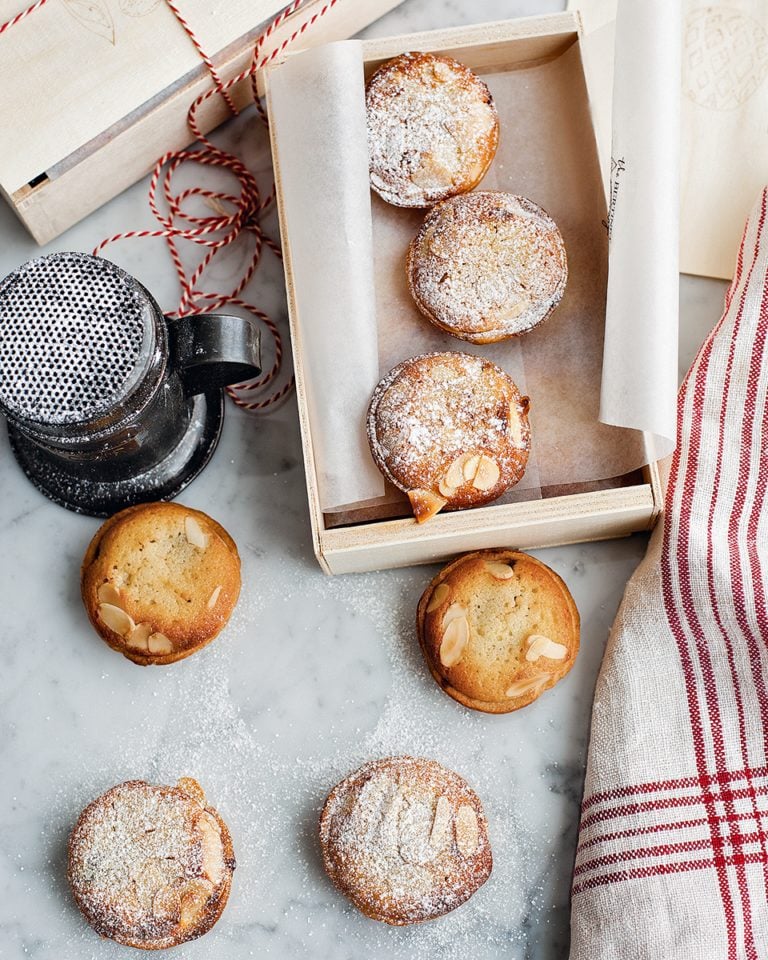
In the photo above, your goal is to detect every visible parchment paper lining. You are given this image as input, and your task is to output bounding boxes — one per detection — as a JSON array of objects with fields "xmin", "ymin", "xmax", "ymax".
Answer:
[{"xmin": 268, "ymin": 36, "xmax": 654, "ymax": 522}]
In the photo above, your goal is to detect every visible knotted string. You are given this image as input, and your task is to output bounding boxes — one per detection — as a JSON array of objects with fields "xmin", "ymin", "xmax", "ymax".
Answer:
[{"xmin": 1, "ymin": 0, "xmax": 341, "ymax": 410}]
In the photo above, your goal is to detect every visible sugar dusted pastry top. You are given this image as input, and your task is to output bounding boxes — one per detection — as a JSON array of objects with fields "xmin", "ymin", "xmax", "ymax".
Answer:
[
  {"xmin": 67, "ymin": 778, "xmax": 235, "ymax": 949},
  {"xmin": 367, "ymin": 352, "xmax": 530, "ymax": 522},
  {"xmin": 366, "ymin": 51, "xmax": 499, "ymax": 207},
  {"xmin": 408, "ymin": 192, "xmax": 568, "ymax": 343},
  {"xmin": 319, "ymin": 756, "xmax": 492, "ymax": 924}
]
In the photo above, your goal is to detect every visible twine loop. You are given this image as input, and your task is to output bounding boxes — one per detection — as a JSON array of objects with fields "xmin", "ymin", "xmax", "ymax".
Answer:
[{"xmin": 1, "ymin": 0, "xmax": 340, "ymax": 410}]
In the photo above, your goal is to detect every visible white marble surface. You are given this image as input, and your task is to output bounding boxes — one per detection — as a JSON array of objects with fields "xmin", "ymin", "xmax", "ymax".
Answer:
[{"xmin": 0, "ymin": 1, "xmax": 729, "ymax": 958}]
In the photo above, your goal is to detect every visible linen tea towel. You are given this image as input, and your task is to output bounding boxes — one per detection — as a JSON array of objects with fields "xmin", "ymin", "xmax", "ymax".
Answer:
[{"xmin": 570, "ymin": 188, "xmax": 768, "ymax": 960}]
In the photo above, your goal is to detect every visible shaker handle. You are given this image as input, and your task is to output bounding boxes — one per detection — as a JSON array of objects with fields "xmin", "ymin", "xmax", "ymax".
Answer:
[{"xmin": 167, "ymin": 314, "xmax": 261, "ymax": 396}]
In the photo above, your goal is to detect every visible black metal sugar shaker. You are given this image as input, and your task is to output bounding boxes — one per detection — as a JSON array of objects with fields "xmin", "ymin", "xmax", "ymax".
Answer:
[{"xmin": 0, "ymin": 252, "xmax": 261, "ymax": 516}]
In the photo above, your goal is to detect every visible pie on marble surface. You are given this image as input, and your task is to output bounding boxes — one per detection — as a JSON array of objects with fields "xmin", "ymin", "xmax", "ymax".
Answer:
[
  {"xmin": 319, "ymin": 756, "xmax": 492, "ymax": 924},
  {"xmin": 68, "ymin": 778, "xmax": 235, "ymax": 949},
  {"xmin": 417, "ymin": 549, "xmax": 580, "ymax": 713}
]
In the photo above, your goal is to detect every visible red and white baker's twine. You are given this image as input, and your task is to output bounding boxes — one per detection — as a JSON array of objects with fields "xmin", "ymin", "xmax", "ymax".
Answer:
[
  {"xmin": 1, "ymin": 0, "xmax": 340, "ymax": 410},
  {"xmin": 0, "ymin": 0, "xmax": 48, "ymax": 34}
]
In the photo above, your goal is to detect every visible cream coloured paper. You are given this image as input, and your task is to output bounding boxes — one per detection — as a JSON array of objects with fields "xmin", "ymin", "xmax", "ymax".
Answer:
[
  {"xmin": 599, "ymin": 0, "xmax": 680, "ymax": 458},
  {"xmin": 571, "ymin": 0, "xmax": 768, "ymax": 282},
  {"xmin": 267, "ymin": 41, "xmax": 385, "ymax": 511},
  {"xmin": 267, "ymin": 33, "xmax": 665, "ymax": 519}
]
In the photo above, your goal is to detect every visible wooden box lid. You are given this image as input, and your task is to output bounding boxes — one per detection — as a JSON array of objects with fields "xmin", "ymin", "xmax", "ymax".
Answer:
[{"xmin": 0, "ymin": 0, "xmax": 404, "ymax": 242}]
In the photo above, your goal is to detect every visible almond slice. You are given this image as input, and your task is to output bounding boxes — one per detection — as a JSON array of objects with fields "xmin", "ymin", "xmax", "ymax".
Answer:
[
  {"xmin": 132, "ymin": 858, "xmax": 172, "ymax": 910},
  {"xmin": 439, "ymin": 452, "xmax": 480, "ymax": 497},
  {"xmin": 462, "ymin": 454, "xmax": 481, "ymax": 482},
  {"xmin": 426, "ymin": 582, "xmax": 450, "ymax": 614},
  {"xmin": 184, "ymin": 515, "xmax": 208, "ymax": 549},
  {"xmin": 98, "ymin": 603, "xmax": 135, "ymax": 638},
  {"xmin": 207, "ymin": 585, "xmax": 222, "ymax": 610},
  {"xmin": 438, "ymin": 476, "xmax": 456, "ymax": 498},
  {"xmin": 525, "ymin": 634, "xmax": 568, "ymax": 662},
  {"xmin": 148, "ymin": 632, "xmax": 173, "ymax": 655},
  {"xmin": 408, "ymin": 489, "xmax": 447, "ymax": 523},
  {"xmin": 508, "ymin": 405, "xmax": 525, "ymax": 447},
  {"xmin": 352, "ymin": 776, "xmax": 396, "ymax": 840},
  {"xmin": 153, "ymin": 881, "xmax": 182, "ymax": 920},
  {"xmin": 472, "ymin": 455, "xmax": 501, "ymax": 491},
  {"xmin": 442, "ymin": 602, "xmax": 468, "ymax": 629},
  {"xmin": 455, "ymin": 804, "xmax": 480, "ymax": 857},
  {"xmin": 432, "ymin": 59, "xmax": 453, "ymax": 81},
  {"xmin": 177, "ymin": 777, "xmax": 206, "ymax": 807},
  {"xmin": 413, "ymin": 156, "xmax": 453, "ymax": 187},
  {"xmin": 505, "ymin": 673, "xmax": 549, "ymax": 699},
  {"xmin": 440, "ymin": 616, "xmax": 469, "ymax": 667},
  {"xmin": 97, "ymin": 582, "xmax": 122, "ymax": 605},
  {"xmin": 505, "ymin": 298, "xmax": 528, "ymax": 319},
  {"xmin": 429, "ymin": 363, "xmax": 455, "ymax": 382},
  {"xmin": 380, "ymin": 786, "xmax": 406, "ymax": 852},
  {"xmin": 430, "ymin": 795, "xmax": 452, "ymax": 851},
  {"xmin": 446, "ymin": 455, "xmax": 469, "ymax": 490},
  {"xmin": 485, "ymin": 560, "xmax": 515, "ymax": 580},
  {"xmin": 126, "ymin": 622, "xmax": 152, "ymax": 651},
  {"xmin": 197, "ymin": 812, "xmax": 224, "ymax": 885},
  {"xmin": 179, "ymin": 879, "xmax": 214, "ymax": 928}
]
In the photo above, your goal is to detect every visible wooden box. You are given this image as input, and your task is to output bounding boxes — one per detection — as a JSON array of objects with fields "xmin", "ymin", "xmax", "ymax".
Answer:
[
  {"xmin": 266, "ymin": 14, "xmax": 665, "ymax": 575},
  {"xmin": 0, "ymin": 0, "xmax": 403, "ymax": 244}
]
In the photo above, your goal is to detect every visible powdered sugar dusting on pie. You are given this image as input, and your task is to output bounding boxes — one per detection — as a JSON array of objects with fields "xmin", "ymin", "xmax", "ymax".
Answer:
[
  {"xmin": 367, "ymin": 352, "xmax": 530, "ymax": 517},
  {"xmin": 408, "ymin": 192, "xmax": 568, "ymax": 342},
  {"xmin": 366, "ymin": 52, "xmax": 499, "ymax": 208},
  {"xmin": 319, "ymin": 756, "xmax": 492, "ymax": 924}
]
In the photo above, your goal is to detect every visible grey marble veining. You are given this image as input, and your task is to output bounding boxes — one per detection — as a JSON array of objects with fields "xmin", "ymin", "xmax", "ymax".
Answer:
[{"xmin": 0, "ymin": 1, "xmax": 728, "ymax": 958}]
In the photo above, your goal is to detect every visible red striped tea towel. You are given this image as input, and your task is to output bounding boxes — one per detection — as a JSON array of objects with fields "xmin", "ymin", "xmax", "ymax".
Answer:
[{"xmin": 570, "ymin": 188, "xmax": 768, "ymax": 960}]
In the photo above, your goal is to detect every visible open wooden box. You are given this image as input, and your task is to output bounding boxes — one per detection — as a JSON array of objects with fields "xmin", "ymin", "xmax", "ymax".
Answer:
[{"xmin": 266, "ymin": 14, "xmax": 664, "ymax": 575}]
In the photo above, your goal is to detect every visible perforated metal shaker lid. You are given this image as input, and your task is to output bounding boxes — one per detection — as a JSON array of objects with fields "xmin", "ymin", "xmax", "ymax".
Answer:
[{"xmin": 0, "ymin": 252, "xmax": 159, "ymax": 432}]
